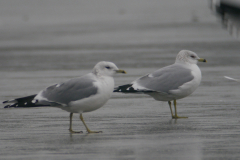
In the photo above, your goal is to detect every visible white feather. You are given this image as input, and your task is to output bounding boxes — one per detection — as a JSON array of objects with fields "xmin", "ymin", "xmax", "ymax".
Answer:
[{"xmin": 224, "ymin": 76, "xmax": 240, "ymax": 82}]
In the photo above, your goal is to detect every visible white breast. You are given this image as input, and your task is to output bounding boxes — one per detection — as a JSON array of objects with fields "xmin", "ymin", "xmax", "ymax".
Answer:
[{"xmin": 169, "ymin": 64, "xmax": 202, "ymax": 99}]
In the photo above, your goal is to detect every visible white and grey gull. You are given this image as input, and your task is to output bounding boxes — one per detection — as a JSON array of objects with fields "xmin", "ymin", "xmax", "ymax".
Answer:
[
  {"xmin": 114, "ymin": 50, "xmax": 206, "ymax": 119},
  {"xmin": 3, "ymin": 61, "xmax": 126, "ymax": 133}
]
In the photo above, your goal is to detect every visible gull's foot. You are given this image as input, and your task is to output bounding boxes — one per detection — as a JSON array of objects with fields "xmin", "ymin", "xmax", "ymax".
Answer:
[
  {"xmin": 87, "ymin": 130, "xmax": 103, "ymax": 134},
  {"xmin": 69, "ymin": 129, "xmax": 83, "ymax": 134},
  {"xmin": 172, "ymin": 116, "xmax": 188, "ymax": 119}
]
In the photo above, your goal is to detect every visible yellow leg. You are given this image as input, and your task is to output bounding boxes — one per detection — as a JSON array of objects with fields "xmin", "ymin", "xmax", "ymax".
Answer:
[
  {"xmin": 69, "ymin": 113, "xmax": 83, "ymax": 133},
  {"xmin": 172, "ymin": 100, "xmax": 188, "ymax": 119},
  {"xmin": 80, "ymin": 114, "xmax": 102, "ymax": 133},
  {"xmin": 168, "ymin": 101, "xmax": 174, "ymax": 118}
]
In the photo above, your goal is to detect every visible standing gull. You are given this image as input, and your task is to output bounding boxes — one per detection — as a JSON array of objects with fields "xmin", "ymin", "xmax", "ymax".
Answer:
[
  {"xmin": 114, "ymin": 50, "xmax": 206, "ymax": 119},
  {"xmin": 3, "ymin": 61, "xmax": 126, "ymax": 133}
]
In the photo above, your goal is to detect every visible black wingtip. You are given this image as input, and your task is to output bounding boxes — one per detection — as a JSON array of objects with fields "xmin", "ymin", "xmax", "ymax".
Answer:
[
  {"xmin": 3, "ymin": 94, "xmax": 41, "ymax": 108},
  {"xmin": 4, "ymin": 105, "xmax": 11, "ymax": 108},
  {"xmin": 114, "ymin": 84, "xmax": 156, "ymax": 94},
  {"xmin": 114, "ymin": 84, "xmax": 140, "ymax": 93},
  {"xmin": 3, "ymin": 100, "xmax": 8, "ymax": 104}
]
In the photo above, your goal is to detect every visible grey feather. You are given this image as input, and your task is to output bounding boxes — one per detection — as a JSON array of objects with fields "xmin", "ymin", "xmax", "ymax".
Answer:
[
  {"xmin": 135, "ymin": 64, "xmax": 194, "ymax": 93},
  {"xmin": 40, "ymin": 74, "xmax": 98, "ymax": 105}
]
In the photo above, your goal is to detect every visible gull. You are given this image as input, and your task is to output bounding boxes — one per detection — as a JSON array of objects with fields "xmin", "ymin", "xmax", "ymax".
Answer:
[
  {"xmin": 3, "ymin": 61, "xmax": 126, "ymax": 133},
  {"xmin": 114, "ymin": 50, "xmax": 206, "ymax": 119}
]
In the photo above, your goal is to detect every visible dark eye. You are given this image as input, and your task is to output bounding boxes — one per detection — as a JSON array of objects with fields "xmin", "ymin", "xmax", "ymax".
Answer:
[
  {"xmin": 190, "ymin": 55, "xmax": 196, "ymax": 58},
  {"xmin": 105, "ymin": 66, "xmax": 111, "ymax": 69}
]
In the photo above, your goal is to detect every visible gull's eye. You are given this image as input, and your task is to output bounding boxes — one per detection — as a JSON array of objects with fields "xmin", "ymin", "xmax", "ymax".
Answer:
[
  {"xmin": 105, "ymin": 66, "xmax": 111, "ymax": 69},
  {"xmin": 190, "ymin": 55, "xmax": 196, "ymax": 59}
]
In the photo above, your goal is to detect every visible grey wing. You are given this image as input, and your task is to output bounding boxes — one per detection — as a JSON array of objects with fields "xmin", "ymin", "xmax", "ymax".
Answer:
[
  {"xmin": 133, "ymin": 64, "xmax": 194, "ymax": 93},
  {"xmin": 39, "ymin": 74, "xmax": 98, "ymax": 105}
]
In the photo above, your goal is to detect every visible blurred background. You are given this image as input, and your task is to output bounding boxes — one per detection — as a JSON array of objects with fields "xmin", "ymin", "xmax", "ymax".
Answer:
[
  {"xmin": 0, "ymin": 0, "xmax": 238, "ymax": 71},
  {"xmin": 1, "ymin": 0, "xmax": 240, "ymax": 160},
  {"xmin": 0, "ymin": 0, "xmax": 223, "ymax": 49}
]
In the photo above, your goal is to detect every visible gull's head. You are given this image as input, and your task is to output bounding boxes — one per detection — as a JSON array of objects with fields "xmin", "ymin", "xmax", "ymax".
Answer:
[
  {"xmin": 92, "ymin": 61, "xmax": 126, "ymax": 77},
  {"xmin": 175, "ymin": 50, "xmax": 207, "ymax": 65}
]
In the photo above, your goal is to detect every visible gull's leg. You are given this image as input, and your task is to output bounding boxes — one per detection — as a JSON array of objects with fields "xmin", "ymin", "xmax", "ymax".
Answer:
[
  {"xmin": 172, "ymin": 100, "xmax": 188, "ymax": 119},
  {"xmin": 80, "ymin": 113, "xmax": 102, "ymax": 133},
  {"xmin": 69, "ymin": 113, "xmax": 83, "ymax": 133},
  {"xmin": 168, "ymin": 101, "xmax": 174, "ymax": 118}
]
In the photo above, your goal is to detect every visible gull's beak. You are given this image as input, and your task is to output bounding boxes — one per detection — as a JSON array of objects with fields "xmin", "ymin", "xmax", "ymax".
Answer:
[
  {"xmin": 198, "ymin": 58, "xmax": 207, "ymax": 62},
  {"xmin": 116, "ymin": 69, "xmax": 127, "ymax": 74}
]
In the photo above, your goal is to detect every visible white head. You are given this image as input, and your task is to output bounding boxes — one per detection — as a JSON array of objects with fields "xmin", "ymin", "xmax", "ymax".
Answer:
[
  {"xmin": 92, "ymin": 61, "xmax": 126, "ymax": 77},
  {"xmin": 175, "ymin": 50, "xmax": 206, "ymax": 65}
]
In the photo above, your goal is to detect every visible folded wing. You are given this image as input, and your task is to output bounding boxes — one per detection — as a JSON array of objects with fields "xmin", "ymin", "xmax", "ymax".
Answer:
[{"xmin": 35, "ymin": 73, "xmax": 98, "ymax": 106}]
